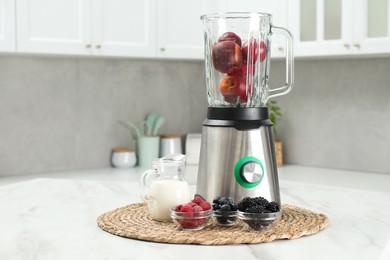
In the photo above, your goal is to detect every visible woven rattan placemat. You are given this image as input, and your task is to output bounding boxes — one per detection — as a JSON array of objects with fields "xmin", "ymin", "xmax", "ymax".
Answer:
[{"xmin": 97, "ymin": 203, "xmax": 329, "ymax": 245}]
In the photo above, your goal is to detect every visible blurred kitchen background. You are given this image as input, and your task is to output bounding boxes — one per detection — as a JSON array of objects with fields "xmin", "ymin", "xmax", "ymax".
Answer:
[{"xmin": 1, "ymin": 0, "xmax": 389, "ymax": 176}]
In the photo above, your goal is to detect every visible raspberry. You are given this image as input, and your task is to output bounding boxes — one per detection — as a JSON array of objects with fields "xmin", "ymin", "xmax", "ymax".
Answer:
[
  {"xmin": 180, "ymin": 204, "xmax": 193, "ymax": 217},
  {"xmin": 199, "ymin": 201, "xmax": 211, "ymax": 211},
  {"xmin": 193, "ymin": 205, "xmax": 204, "ymax": 217},
  {"xmin": 192, "ymin": 196, "xmax": 204, "ymax": 205},
  {"xmin": 193, "ymin": 205, "xmax": 204, "ymax": 213},
  {"xmin": 198, "ymin": 218, "xmax": 206, "ymax": 225},
  {"xmin": 191, "ymin": 220, "xmax": 199, "ymax": 227},
  {"xmin": 175, "ymin": 204, "xmax": 183, "ymax": 212},
  {"xmin": 188, "ymin": 202, "xmax": 198, "ymax": 207},
  {"xmin": 179, "ymin": 219, "xmax": 194, "ymax": 228}
]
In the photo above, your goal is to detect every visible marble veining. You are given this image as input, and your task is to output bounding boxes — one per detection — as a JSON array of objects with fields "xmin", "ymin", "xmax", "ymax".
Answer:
[{"xmin": 0, "ymin": 166, "xmax": 389, "ymax": 260}]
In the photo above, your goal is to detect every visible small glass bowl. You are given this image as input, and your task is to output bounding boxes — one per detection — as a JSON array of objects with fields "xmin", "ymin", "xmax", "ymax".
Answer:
[
  {"xmin": 213, "ymin": 210, "xmax": 238, "ymax": 226},
  {"xmin": 238, "ymin": 210, "xmax": 282, "ymax": 231},
  {"xmin": 170, "ymin": 208, "xmax": 213, "ymax": 231}
]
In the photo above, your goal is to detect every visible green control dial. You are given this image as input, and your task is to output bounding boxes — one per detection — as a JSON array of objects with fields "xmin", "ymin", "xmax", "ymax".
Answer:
[{"xmin": 234, "ymin": 156, "xmax": 264, "ymax": 188}]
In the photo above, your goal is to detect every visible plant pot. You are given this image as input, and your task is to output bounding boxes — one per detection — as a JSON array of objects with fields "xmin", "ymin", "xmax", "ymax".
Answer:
[{"xmin": 275, "ymin": 140, "xmax": 283, "ymax": 167}]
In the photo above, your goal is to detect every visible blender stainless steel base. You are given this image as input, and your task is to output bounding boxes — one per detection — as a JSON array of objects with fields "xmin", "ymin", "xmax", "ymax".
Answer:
[{"xmin": 196, "ymin": 107, "xmax": 281, "ymax": 205}]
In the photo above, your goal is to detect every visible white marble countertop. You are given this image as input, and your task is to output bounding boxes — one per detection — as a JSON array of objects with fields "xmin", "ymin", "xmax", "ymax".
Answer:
[{"xmin": 0, "ymin": 165, "xmax": 389, "ymax": 260}]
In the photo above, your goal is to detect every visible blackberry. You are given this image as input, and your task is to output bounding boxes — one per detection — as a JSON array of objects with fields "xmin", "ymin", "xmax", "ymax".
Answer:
[
  {"xmin": 254, "ymin": 197, "xmax": 269, "ymax": 207},
  {"xmin": 266, "ymin": 202, "xmax": 280, "ymax": 213},
  {"xmin": 237, "ymin": 201, "xmax": 247, "ymax": 211},
  {"xmin": 237, "ymin": 197, "xmax": 257, "ymax": 211},
  {"xmin": 246, "ymin": 205, "xmax": 266, "ymax": 213},
  {"xmin": 238, "ymin": 197, "xmax": 251, "ymax": 206},
  {"xmin": 245, "ymin": 220, "xmax": 262, "ymax": 230}
]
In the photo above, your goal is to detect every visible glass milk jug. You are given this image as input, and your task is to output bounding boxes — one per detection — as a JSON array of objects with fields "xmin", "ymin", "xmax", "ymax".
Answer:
[{"xmin": 140, "ymin": 154, "xmax": 191, "ymax": 221}]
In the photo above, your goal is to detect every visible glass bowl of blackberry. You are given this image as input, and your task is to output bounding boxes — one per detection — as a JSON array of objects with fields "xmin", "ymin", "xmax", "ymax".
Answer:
[
  {"xmin": 237, "ymin": 197, "xmax": 282, "ymax": 231},
  {"xmin": 170, "ymin": 204, "xmax": 213, "ymax": 231},
  {"xmin": 212, "ymin": 196, "xmax": 239, "ymax": 226}
]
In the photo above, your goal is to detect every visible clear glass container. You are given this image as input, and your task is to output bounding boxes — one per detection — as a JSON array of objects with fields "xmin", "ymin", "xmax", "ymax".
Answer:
[
  {"xmin": 202, "ymin": 12, "xmax": 294, "ymax": 107},
  {"xmin": 139, "ymin": 154, "xmax": 191, "ymax": 221}
]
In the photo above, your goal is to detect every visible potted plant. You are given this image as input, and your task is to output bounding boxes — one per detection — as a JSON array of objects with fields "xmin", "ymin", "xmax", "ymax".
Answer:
[{"xmin": 268, "ymin": 100, "xmax": 283, "ymax": 167}]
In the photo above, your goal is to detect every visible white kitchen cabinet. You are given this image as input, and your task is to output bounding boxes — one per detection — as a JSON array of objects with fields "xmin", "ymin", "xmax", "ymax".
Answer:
[
  {"xmin": 216, "ymin": 0, "xmax": 289, "ymax": 58},
  {"xmin": 156, "ymin": 0, "xmax": 218, "ymax": 59},
  {"xmin": 17, "ymin": 0, "xmax": 92, "ymax": 55},
  {"xmin": 0, "ymin": 0, "xmax": 15, "ymax": 52},
  {"xmin": 14, "ymin": 0, "xmax": 291, "ymax": 59},
  {"xmin": 156, "ymin": 0, "xmax": 289, "ymax": 59},
  {"xmin": 17, "ymin": 0, "xmax": 156, "ymax": 57},
  {"xmin": 291, "ymin": 0, "xmax": 390, "ymax": 57},
  {"xmin": 289, "ymin": 0, "xmax": 353, "ymax": 57},
  {"xmin": 93, "ymin": 0, "xmax": 156, "ymax": 57},
  {"xmin": 353, "ymin": 0, "xmax": 390, "ymax": 54}
]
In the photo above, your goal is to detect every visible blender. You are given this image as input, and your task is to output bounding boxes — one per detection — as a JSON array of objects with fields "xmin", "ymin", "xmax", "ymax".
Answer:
[{"xmin": 196, "ymin": 12, "xmax": 294, "ymax": 205}]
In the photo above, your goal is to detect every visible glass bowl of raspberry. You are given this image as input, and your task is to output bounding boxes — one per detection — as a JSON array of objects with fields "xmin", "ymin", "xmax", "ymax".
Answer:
[{"xmin": 170, "ymin": 198, "xmax": 213, "ymax": 231}]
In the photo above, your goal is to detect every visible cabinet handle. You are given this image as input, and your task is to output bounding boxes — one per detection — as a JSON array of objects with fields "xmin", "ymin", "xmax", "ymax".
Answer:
[
  {"xmin": 278, "ymin": 47, "xmax": 284, "ymax": 53},
  {"xmin": 160, "ymin": 47, "xmax": 165, "ymax": 52},
  {"xmin": 353, "ymin": 43, "xmax": 360, "ymax": 49},
  {"xmin": 96, "ymin": 45, "xmax": 102, "ymax": 49},
  {"xmin": 343, "ymin": 43, "xmax": 350, "ymax": 49},
  {"xmin": 85, "ymin": 44, "xmax": 91, "ymax": 48}
]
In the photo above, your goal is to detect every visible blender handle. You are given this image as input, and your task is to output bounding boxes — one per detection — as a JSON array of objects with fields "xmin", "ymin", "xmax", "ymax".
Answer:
[{"xmin": 267, "ymin": 26, "xmax": 294, "ymax": 101}]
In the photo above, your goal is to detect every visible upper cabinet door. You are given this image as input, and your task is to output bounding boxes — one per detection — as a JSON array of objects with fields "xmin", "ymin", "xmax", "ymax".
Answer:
[
  {"xmin": 290, "ymin": 0, "xmax": 354, "ymax": 57},
  {"xmin": 156, "ymin": 0, "xmax": 218, "ymax": 59},
  {"xmin": 92, "ymin": 0, "xmax": 156, "ymax": 57},
  {"xmin": 217, "ymin": 0, "xmax": 289, "ymax": 58},
  {"xmin": 16, "ymin": 0, "xmax": 92, "ymax": 55},
  {"xmin": 0, "ymin": 0, "xmax": 15, "ymax": 52},
  {"xmin": 353, "ymin": 0, "xmax": 390, "ymax": 54}
]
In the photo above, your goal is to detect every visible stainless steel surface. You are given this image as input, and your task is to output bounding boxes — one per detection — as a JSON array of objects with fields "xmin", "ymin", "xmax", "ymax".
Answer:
[
  {"xmin": 196, "ymin": 125, "xmax": 280, "ymax": 204},
  {"xmin": 242, "ymin": 163, "xmax": 263, "ymax": 183}
]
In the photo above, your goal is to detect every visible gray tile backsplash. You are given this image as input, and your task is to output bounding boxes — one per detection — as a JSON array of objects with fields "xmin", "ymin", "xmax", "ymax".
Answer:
[
  {"xmin": 271, "ymin": 57, "xmax": 390, "ymax": 174},
  {"xmin": 0, "ymin": 56, "xmax": 207, "ymax": 176},
  {"xmin": 0, "ymin": 55, "xmax": 389, "ymax": 176}
]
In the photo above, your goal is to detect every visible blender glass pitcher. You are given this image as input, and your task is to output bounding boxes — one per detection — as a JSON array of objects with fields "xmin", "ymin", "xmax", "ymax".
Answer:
[{"xmin": 201, "ymin": 12, "xmax": 293, "ymax": 107}]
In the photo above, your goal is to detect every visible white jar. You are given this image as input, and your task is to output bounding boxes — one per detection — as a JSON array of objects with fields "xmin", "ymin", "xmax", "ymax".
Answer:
[
  {"xmin": 160, "ymin": 135, "xmax": 182, "ymax": 157},
  {"xmin": 111, "ymin": 148, "xmax": 136, "ymax": 168}
]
